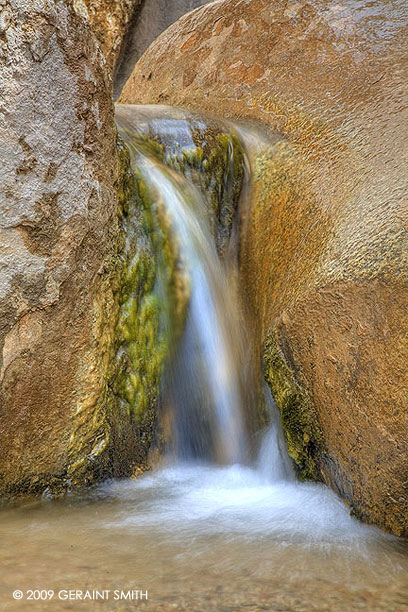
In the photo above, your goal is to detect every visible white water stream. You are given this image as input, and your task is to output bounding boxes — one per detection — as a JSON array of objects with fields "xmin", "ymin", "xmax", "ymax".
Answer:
[
  {"xmin": 114, "ymin": 105, "xmax": 391, "ymax": 546},
  {"xmin": 1, "ymin": 106, "xmax": 406, "ymax": 612}
]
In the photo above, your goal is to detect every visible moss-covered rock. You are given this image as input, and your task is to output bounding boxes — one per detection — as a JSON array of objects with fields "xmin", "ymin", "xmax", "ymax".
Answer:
[
  {"xmin": 111, "ymin": 140, "xmax": 188, "ymax": 468},
  {"xmin": 263, "ymin": 330, "xmax": 323, "ymax": 481},
  {"xmin": 166, "ymin": 127, "xmax": 244, "ymax": 254}
]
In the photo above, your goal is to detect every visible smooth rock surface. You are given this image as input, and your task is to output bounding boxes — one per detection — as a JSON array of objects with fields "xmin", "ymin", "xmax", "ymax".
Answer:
[
  {"xmin": 114, "ymin": 0, "xmax": 212, "ymax": 97},
  {"xmin": 120, "ymin": 0, "xmax": 408, "ymax": 535}
]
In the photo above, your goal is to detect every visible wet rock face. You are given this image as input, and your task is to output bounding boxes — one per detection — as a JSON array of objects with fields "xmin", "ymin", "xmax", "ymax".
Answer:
[
  {"xmin": 121, "ymin": 0, "xmax": 408, "ymax": 535},
  {"xmin": 0, "ymin": 0, "xmax": 143, "ymax": 498}
]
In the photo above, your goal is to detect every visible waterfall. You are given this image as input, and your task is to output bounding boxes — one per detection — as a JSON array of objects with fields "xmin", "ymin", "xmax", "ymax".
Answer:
[
  {"xmin": 115, "ymin": 104, "xmax": 297, "ymax": 476},
  {"xmin": 139, "ymin": 160, "xmax": 247, "ymax": 464},
  {"xmin": 116, "ymin": 105, "xmax": 257, "ymax": 467},
  {"xmin": 109, "ymin": 104, "xmax": 387, "ymax": 549}
]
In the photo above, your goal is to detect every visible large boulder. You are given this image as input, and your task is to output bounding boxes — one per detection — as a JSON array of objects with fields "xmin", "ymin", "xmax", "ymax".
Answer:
[
  {"xmin": 120, "ymin": 0, "xmax": 408, "ymax": 535},
  {"xmin": 0, "ymin": 0, "xmax": 155, "ymax": 499},
  {"xmin": 114, "ymin": 0, "xmax": 213, "ymax": 96}
]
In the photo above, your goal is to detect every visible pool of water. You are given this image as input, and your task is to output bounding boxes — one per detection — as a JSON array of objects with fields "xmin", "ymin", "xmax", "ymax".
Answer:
[
  {"xmin": 1, "ymin": 463, "xmax": 407, "ymax": 612},
  {"xmin": 3, "ymin": 106, "xmax": 407, "ymax": 612}
]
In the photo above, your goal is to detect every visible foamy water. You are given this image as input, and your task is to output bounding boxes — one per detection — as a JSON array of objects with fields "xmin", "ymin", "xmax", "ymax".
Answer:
[{"xmin": 2, "ymin": 105, "xmax": 406, "ymax": 612}]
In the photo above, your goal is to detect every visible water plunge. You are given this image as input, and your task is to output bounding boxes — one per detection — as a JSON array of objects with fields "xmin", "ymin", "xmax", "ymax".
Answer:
[
  {"xmin": 114, "ymin": 104, "xmax": 382, "ymax": 543},
  {"xmin": 1, "ymin": 104, "xmax": 407, "ymax": 612},
  {"xmin": 116, "ymin": 105, "xmax": 377, "ymax": 542}
]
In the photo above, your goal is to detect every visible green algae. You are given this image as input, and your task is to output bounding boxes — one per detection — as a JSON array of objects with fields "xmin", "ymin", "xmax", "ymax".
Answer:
[
  {"xmin": 65, "ymin": 135, "xmax": 184, "ymax": 488},
  {"xmin": 65, "ymin": 115, "xmax": 245, "ymax": 490},
  {"xmin": 263, "ymin": 330, "xmax": 324, "ymax": 481},
  {"xmin": 166, "ymin": 127, "xmax": 244, "ymax": 254},
  {"xmin": 113, "ymin": 131, "xmax": 192, "ymax": 458},
  {"xmin": 112, "ymin": 144, "xmax": 179, "ymax": 454}
]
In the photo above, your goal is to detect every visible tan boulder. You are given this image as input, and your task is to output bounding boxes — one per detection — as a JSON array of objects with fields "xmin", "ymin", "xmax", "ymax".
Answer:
[
  {"xmin": 120, "ymin": 0, "xmax": 408, "ymax": 535},
  {"xmin": 114, "ymin": 0, "xmax": 213, "ymax": 96},
  {"xmin": 0, "ymin": 0, "xmax": 157, "ymax": 498}
]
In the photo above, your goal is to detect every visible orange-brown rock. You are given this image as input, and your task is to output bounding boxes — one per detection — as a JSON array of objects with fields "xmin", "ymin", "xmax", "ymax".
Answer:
[{"xmin": 120, "ymin": 0, "xmax": 408, "ymax": 535}]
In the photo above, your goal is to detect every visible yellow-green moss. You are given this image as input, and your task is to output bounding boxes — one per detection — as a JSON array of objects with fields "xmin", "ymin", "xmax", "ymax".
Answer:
[
  {"xmin": 166, "ymin": 127, "xmax": 244, "ymax": 254},
  {"xmin": 114, "ymin": 156, "xmax": 166, "ymax": 438},
  {"xmin": 65, "ymin": 118, "xmax": 244, "ymax": 488},
  {"xmin": 66, "ymin": 135, "xmax": 184, "ymax": 487},
  {"xmin": 112, "ymin": 135, "xmax": 190, "ymax": 461},
  {"xmin": 263, "ymin": 330, "xmax": 324, "ymax": 481}
]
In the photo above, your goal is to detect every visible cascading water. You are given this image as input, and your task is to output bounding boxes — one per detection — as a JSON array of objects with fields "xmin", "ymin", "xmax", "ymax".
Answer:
[
  {"xmin": 145, "ymin": 163, "xmax": 247, "ymax": 464},
  {"xmin": 114, "ymin": 105, "xmax": 385, "ymax": 544},
  {"xmin": 1, "ymin": 104, "xmax": 406, "ymax": 612},
  {"xmin": 117, "ymin": 105, "xmax": 249, "ymax": 465}
]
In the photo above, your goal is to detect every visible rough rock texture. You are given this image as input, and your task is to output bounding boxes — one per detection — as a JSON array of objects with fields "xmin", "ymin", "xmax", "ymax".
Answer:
[
  {"xmin": 82, "ymin": 0, "xmax": 143, "ymax": 74},
  {"xmin": 0, "ymin": 0, "xmax": 146, "ymax": 498},
  {"xmin": 120, "ymin": 0, "xmax": 408, "ymax": 535}
]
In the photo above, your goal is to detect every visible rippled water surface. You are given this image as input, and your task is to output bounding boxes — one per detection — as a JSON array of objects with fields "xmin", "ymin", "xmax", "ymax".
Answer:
[{"xmin": 1, "ymin": 463, "xmax": 408, "ymax": 612}]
